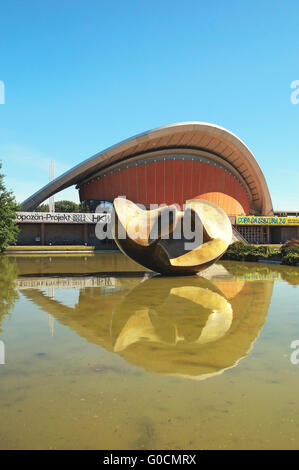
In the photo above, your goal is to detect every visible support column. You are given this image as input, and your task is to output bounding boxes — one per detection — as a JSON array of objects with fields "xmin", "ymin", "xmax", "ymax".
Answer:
[
  {"xmin": 260, "ymin": 225, "xmax": 263, "ymax": 244},
  {"xmin": 84, "ymin": 223, "xmax": 88, "ymax": 245},
  {"xmin": 41, "ymin": 223, "xmax": 45, "ymax": 246}
]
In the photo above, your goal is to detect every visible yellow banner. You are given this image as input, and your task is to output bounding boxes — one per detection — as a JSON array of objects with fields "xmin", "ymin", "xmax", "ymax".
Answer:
[{"xmin": 236, "ymin": 216, "xmax": 299, "ymax": 226}]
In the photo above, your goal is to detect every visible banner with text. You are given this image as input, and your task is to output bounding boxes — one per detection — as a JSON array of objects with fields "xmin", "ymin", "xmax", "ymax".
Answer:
[
  {"xmin": 236, "ymin": 216, "xmax": 299, "ymax": 226},
  {"xmin": 16, "ymin": 212, "xmax": 111, "ymax": 224}
]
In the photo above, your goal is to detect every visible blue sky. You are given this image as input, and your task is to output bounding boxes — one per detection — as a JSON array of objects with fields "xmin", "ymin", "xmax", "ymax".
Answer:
[{"xmin": 0, "ymin": 0, "xmax": 298, "ymax": 210}]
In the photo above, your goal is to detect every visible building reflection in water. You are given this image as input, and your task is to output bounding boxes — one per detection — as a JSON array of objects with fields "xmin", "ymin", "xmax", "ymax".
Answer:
[{"xmin": 19, "ymin": 262, "xmax": 275, "ymax": 380}]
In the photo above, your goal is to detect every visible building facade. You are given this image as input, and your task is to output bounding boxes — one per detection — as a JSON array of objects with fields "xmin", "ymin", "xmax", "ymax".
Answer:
[{"xmin": 20, "ymin": 122, "xmax": 298, "ymax": 244}]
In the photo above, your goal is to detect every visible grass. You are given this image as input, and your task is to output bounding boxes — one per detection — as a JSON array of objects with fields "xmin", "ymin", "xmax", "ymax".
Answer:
[{"xmin": 5, "ymin": 245, "xmax": 95, "ymax": 251}]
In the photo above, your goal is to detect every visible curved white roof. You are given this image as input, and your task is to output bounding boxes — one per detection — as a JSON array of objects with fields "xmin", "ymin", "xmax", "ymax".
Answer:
[{"xmin": 21, "ymin": 121, "xmax": 273, "ymax": 214}]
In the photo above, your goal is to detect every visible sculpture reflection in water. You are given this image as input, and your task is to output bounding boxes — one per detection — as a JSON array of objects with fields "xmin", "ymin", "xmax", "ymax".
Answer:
[
  {"xmin": 21, "ymin": 264, "xmax": 274, "ymax": 380},
  {"xmin": 109, "ymin": 275, "xmax": 273, "ymax": 379}
]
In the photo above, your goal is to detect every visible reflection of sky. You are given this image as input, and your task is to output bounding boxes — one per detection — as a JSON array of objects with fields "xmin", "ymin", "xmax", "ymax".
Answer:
[
  {"xmin": 262, "ymin": 281, "xmax": 299, "ymax": 346},
  {"xmin": 41, "ymin": 288, "xmax": 81, "ymax": 309}
]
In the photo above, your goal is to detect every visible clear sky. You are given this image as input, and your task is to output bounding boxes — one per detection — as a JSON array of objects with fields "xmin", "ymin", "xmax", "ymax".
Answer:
[{"xmin": 0, "ymin": 0, "xmax": 298, "ymax": 210}]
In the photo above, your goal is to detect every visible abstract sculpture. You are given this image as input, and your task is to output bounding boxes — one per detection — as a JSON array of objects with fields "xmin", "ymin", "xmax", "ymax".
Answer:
[{"xmin": 113, "ymin": 197, "xmax": 232, "ymax": 275}]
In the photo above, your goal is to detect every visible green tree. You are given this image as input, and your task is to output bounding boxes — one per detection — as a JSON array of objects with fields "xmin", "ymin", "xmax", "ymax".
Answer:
[
  {"xmin": 35, "ymin": 203, "xmax": 49, "ymax": 212},
  {"xmin": 36, "ymin": 200, "xmax": 81, "ymax": 212},
  {"xmin": 54, "ymin": 200, "xmax": 80, "ymax": 212},
  {"xmin": 0, "ymin": 163, "xmax": 19, "ymax": 252}
]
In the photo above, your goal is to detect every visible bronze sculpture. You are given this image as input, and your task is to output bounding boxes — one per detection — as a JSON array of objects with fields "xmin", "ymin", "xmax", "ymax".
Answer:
[{"xmin": 113, "ymin": 197, "xmax": 232, "ymax": 275}]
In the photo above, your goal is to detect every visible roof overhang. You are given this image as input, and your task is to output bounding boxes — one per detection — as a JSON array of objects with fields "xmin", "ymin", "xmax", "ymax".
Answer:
[{"xmin": 21, "ymin": 122, "xmax": 273, "ymax": 214}]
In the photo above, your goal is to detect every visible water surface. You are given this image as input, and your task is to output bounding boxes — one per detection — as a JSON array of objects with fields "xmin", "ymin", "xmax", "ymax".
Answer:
[{"xmin": 0, "ymin": 254, "xmax": 298, "ymax": 449}]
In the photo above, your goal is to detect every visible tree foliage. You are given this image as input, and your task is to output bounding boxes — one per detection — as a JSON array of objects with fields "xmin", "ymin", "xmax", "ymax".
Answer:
[
  {"xmin": 54, "ymin": 200, "xmax": 81, "ymax": 212},
  {"xmin": 36, "ymin": 200, "xmax": 81, "ymax": 212},
  {"xmin": 35, "ymin": 203, "xmax": 49, "ymax": 212},
  {"xmin": 0, "ymin": 163, "xmax": 19, "ymax": 251}
]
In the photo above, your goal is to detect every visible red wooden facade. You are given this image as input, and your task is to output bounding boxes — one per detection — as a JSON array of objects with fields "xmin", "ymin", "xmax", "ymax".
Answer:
[{"xmin": 79, "ymin": 159, "xmax": 250, "ymax": 216}]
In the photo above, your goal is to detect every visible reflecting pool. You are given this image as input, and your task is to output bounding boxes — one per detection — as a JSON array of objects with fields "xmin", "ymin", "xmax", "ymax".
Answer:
[{"xmin": 0, "ymin": 253, "xmax": 299, "ymax": 449}]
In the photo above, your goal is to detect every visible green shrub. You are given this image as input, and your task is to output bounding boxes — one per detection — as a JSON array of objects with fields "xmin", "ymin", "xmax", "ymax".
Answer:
[
  {"xmin": 281, "ymin": 239, "xmax": 299, "ymax": 249},
  {"xmin": 281, "ymin": 252, "xmax": 299, "ymax": 266},
  {"xmin": 281, "ymin": 241, "xmax": 299, "ymax": 257},
  {"xmin": 223, "ymin": 242, "xmax": 275, "ymax": 261},
  {"xmin": 223, "ymin": 241, "xmax": 299, "ymax": 265}
]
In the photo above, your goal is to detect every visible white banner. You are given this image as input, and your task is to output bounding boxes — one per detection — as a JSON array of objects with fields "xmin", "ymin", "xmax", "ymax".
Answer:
[{"xmin": 16, "ymin": 212, "xmax": 111, "ymax": 224}]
